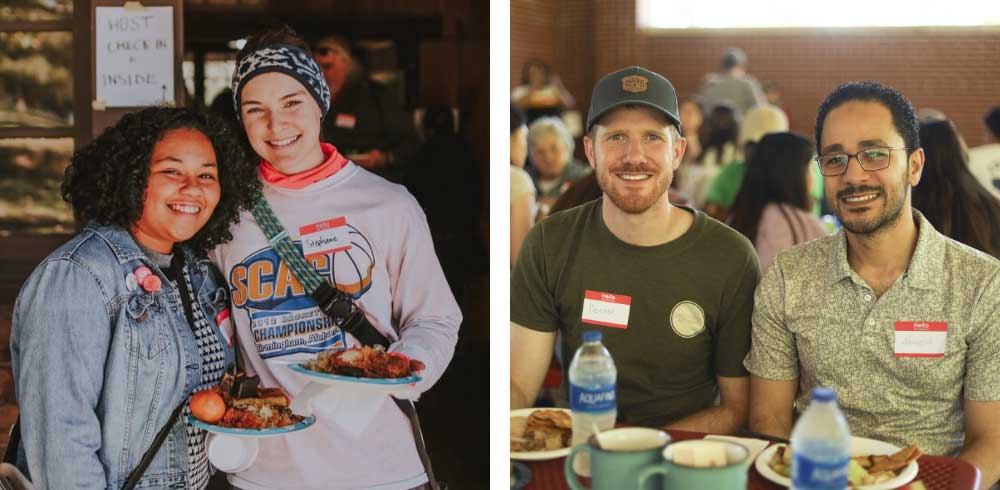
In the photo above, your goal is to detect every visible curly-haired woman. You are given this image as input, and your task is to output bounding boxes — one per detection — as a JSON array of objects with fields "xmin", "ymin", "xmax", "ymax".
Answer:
[
  {"xmin": 10, "ymin": 107, "xmax": 260, "ymax": 489},
  {"xmin": 210, "ymin": 25, "xmax": 460, "ymax": 490}
]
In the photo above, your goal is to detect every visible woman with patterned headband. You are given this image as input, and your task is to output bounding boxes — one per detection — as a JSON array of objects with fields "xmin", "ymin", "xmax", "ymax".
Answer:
[{"xmin": 208, "ymin": 25, "xmax": 460, "ymax": 490}]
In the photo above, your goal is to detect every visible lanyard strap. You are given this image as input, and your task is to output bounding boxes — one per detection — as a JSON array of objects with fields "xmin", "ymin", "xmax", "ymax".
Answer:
[{"xmin": 250, "ymin": 199, "xmax": 389, "ymax": 348}]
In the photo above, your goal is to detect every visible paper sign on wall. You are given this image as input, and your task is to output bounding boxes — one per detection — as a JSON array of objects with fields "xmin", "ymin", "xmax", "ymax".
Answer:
[{"xmin": 95, "ymin": 6, "xmax": 174, "ymax": 107}]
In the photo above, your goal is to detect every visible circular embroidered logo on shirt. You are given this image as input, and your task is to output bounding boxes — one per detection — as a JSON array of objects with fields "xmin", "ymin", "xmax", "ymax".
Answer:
[{"xmin": 670, "ymin": 301, "xmax": 706, "ymax": 338}]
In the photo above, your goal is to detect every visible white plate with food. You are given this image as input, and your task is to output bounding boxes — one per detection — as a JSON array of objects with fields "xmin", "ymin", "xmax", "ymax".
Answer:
[
  {"xmin": 754, "ymin": 436, "xmax": 920, "ymax": 490},
  {"xmin": 510, "ymin": 408, "xmax": 573, "ymax": 461}
]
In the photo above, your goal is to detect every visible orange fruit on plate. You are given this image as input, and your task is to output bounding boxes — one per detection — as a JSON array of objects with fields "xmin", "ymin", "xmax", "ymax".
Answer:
[{"xmin": 190, "ymin": 389, "xmax": 226, "ymax": 423}]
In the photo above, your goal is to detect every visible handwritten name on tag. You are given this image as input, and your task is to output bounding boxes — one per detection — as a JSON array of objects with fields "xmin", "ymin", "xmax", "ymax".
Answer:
[
  {"xmin": 581, "ymin": 290, "xmax": 631, "ymax": 329},
  {"xmin": 299, "ymin": 217, "xmax": 352, "ymax": 257},
  {"xmin": 894, "ymin": 321, "xmax": 947, "ymax": 358}
]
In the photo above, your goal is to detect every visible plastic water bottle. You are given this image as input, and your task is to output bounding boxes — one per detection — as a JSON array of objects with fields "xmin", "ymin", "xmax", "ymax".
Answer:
[
  {"xmin": 791, "ymin": 386, "xmax": 852, "ymax": 490},
  {"xmin": 568, "ymin": 331, "xmax": 617, "ymax": 477}
]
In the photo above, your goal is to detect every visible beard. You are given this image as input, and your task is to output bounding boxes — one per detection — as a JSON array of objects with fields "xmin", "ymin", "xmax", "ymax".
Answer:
[
  {"xmin": 595, "ymin": 161, "xmax": 672, "ymax": 214},
  {"xmin": 831, "ymin": 178, "xmax": 909, "ymax": 236}
]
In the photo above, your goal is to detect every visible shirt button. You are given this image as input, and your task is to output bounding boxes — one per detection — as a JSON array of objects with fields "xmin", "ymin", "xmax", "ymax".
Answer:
[{"xmin": 864, "ymin": 294, "xmax": 873, "ymax": 302}]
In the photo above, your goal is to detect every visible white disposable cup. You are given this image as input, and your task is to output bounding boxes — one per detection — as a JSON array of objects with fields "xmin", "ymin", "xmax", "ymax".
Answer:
[{"xmin": 206, "ymin": 433, "xmax": 259, "ymax": 473}]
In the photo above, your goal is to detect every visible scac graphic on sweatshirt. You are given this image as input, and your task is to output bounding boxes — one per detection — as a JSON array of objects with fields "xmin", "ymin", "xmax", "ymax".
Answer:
[{"xmin": 230, "ymin": 229, "xmax": 375, "ymax": 359}]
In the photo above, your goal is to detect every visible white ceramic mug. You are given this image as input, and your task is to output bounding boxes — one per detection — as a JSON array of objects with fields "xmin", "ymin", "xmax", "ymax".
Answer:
[{"xmin": 206, "ymin": 433, "xmax": 259, "ymax": 473}]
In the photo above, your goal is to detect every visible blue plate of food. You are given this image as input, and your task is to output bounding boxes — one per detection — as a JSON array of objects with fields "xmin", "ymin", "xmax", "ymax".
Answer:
[
  {"xmin": 189, "ymin": 414, "xmax": 316, "ymax": 438},
  {"xmin": 289, "ymin": 345, "xmax": 424, "ymax": 386}
]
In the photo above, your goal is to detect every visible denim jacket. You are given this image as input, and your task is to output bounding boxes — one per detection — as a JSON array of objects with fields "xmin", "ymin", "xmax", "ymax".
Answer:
[{"xmin": 10, "ymin": 225, "xmax": 234, "ymax": 489}]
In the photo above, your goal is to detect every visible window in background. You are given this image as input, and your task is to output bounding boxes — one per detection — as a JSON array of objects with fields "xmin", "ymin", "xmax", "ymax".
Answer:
[
  {"xmin": 0, "ymin": 0, "xmax": 72, "ymax": 23},
  {"xmin": 0, "ymin": 137, "xmax": 74, "ymax": 236},
  {"xmin": 637, "ymin": 0, "xmax": 1000, "ymax": 29},
  {"xmin": 0, "ymin": 31, "xmax": 74, "ymax": 128}
]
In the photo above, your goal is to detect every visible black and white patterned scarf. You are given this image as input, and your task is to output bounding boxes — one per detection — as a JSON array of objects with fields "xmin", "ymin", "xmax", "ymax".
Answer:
[
  {"xmin": 178, "ymin": 266, "xmax": 228, "ymax": 490},
  {"xmin": 231, "ymin": 43, "xmax": 331, "ymax": 120}
]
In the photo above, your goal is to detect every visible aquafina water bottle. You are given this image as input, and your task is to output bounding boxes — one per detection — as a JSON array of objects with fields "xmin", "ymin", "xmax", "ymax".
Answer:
[
  {"xmin": 791, "ymin": 386, "xmax": 851, "ymax": 490},
  {"xmin": 568, "ymin": 331, "xmax": 617, "ymax": 477}
]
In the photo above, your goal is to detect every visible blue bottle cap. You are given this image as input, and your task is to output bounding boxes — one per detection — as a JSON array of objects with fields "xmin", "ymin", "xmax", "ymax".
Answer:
[
  {"xmin": 582, "ymin": 331, "xmax": 602, "ymax": 342},
  {"xmin": 812, "ymin": 386, "xmax": 836, "ymax": 402}
]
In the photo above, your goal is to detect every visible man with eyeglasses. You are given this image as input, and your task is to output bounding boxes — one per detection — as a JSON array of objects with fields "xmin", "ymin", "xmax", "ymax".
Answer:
[
  {"xmin": 745, "ymin": 80, "xmax": 1000, "ymax": 487},
  {"xmin": 312, "ymin": 35, "xmax": 419, "ymax": 182}
]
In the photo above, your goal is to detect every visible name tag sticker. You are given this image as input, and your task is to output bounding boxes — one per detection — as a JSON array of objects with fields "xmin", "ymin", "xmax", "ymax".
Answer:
[
  {"xmin": 581, "ymin": 290, "xmax": 631, "ymax": 329},
  {"xmin": 894, "ymin": 321, "xmax": 947, "ymax": 358},
  {"xmin": 215, "ymin": 309, "xmax": 234, "ymax": 347},
  {"xmin": 299, "ymin": 217, "xmax": 353, "ymax": 258},
  {"xmin": 335, "ymin": 113, "xmax": 357, "ymax": 129}
]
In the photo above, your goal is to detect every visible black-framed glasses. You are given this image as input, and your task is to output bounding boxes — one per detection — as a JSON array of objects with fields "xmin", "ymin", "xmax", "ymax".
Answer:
[{"xmin": 814, "ymin": 147, "xmax": 910, "ymax": 176}]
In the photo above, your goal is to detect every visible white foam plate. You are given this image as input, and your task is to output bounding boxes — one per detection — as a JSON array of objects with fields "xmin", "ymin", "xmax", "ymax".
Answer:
[
  {"xmin": 754, "ymin": 436, "xmax": 919, "ymax": 490},
  {"xmin": 509, "ymin": 408, "xmax": 573, "ymax": 461}
]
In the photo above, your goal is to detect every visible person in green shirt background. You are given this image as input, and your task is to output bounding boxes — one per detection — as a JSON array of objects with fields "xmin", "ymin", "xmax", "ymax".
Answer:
[{"xmin": 704, "ymin": 105, "xmax": 826, "ymax": 221}]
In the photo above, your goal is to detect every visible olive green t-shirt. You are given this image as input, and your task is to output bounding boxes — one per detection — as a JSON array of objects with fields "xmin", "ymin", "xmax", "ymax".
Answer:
[{"xmin": 511, "ymin": 199, "xmax": 761, "ymax": 427}]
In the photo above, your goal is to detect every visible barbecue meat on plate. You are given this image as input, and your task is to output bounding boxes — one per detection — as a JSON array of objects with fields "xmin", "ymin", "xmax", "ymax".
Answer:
[{"xmin": 305, "ymin": 345, "xmax": 425, "ymax": 378}]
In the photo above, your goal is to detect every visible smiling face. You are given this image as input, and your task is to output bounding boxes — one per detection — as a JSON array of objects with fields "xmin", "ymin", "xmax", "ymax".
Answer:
[
  {"xmin": 819, "ymin": 100, "xmax": 924, "ymax": 235},
  {"xmin": 584, "ymin": 106, "xmax": 685, "ymax": 215},
  {"xmin": 240, "ymin": 72, "xmax": 325, "ymax": 174},
  {"xmin": 131, "ymin": 128, "xmax": 221, "ymax": 253}
]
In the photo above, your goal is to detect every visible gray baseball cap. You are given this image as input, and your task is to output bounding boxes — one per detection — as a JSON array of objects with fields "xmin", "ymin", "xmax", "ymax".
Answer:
[{"xmin": 585, "ymin": 66, "xmax": 682, "ymax": 134}]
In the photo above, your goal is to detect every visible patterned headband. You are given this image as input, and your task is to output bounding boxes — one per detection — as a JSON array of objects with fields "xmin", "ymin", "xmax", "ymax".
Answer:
[{"xmin": 231, "ymin": 44, "xmax": 331, "ymax": 121}]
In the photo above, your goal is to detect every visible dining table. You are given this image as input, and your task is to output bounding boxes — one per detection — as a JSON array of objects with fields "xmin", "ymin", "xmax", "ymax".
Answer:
[{"xmin": 517, "ymin": 429, "xmax": 982, "ymax": 490}]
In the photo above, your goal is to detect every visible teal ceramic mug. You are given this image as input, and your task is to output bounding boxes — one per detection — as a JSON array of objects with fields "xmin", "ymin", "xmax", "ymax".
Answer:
[
  {"xmin": 563, "ymin": 427, "xmax": 671, "ymax": 490},
  {"xmin": 637, "ymin": 439, "xmax": 749, "ymax": 489}
]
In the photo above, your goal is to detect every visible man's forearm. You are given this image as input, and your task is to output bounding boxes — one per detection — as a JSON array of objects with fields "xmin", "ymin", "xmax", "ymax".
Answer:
[
  {"xmin": 958, "ymin": 436, "xmax": 1000, "ymax": 488},
  {"xmin": 748, "ymin": 411, "xmax": 793, "ymax": 439},
  {"xmin": 510, "ymin": 384, "xmax": 533, "ymax": 410},
  {"xmin": 665, "ymin": 405, "xmax": 746, "ymax": 435}
]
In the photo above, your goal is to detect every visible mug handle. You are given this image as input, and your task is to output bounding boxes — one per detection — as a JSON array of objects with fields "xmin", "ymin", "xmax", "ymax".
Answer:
[
  {"xmin": 563, "ymin": 444, "xmax": 591, "ymax": 490},
  {"xmin": 637, "ymin": 463, "xmax": 670, "ymax": 490}
]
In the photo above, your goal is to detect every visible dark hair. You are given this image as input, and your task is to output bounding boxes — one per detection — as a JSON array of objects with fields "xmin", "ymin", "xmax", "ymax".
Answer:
[
  {"xmin": 237, "ymin": 24, "xmax": 311, "ymax": 64},
  {"xmin": 913, "ymin": 120, "xmax": 1000, "ymax": 259},
  {"xmin": 62, "ymin": 107, "xmax": 260, "ymax": 256},
  {"xmin": 815, "ymin": 81, "xmax": 919, "ymax": 156},
  {"xmin": 520, "ymin": 59, "xmax": 551, "ymax": 85},
  {"xmin": 985, "ymin": 106, "xmax": 1000, "ymax": 140},
  {"xmin": 511, "ymin": 104, "xmax": 526, "ymax": 134},
  {"xmin": 550, "ymin": 172, "xmax": 601, "ymax": 215},
  {"xmin": 722, "ymin": 48, "xmax": 747, "ymax": 71},
  {"xmin": 728, "ymin": 132, "xmax": 815, "ymax": 244},
  {"xmin": 421, "ymin": 104, "xmax": 455, "ymax": 135},
  {"xmin": 700, "ymin": 104, "xmax": 738, "ymax": 165}
]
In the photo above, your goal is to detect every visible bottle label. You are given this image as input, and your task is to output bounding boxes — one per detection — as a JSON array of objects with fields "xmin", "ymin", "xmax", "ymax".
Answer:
[
  {"xmin": 792, "ymin": 453, "xmax": 849, "ymax": 490},
  {"xmin": 570, "ymin": 384, "xmax": 616, "ymax": 413}
]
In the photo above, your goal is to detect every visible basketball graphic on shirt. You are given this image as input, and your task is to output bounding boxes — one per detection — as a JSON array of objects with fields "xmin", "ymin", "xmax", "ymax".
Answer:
[
  {"xmin": 670, "ymin": 301, "xmax": 706, "ymax": 338},
  {"xmin": 329, "ymin": 225, "xmax": 375, "ymax": 298}
]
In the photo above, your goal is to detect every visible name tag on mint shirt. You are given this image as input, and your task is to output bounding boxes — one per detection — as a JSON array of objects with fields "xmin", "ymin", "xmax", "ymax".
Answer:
[
  {"xmin": 299, "ymin": 217, "xmax": 353, "ymax": 258},
  {"xmin": 894, "ymin": 321, "xmax": 947, "ymax": 357},
  {"xmin": 581, "ymin": 290, "xmax": 631, "ymax": 329}
]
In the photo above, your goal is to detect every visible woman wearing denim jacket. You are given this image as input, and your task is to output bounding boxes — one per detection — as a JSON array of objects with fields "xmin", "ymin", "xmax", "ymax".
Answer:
[{"xmin": 10, "ymin": 108, "xmax": 259, "ymax": 489}]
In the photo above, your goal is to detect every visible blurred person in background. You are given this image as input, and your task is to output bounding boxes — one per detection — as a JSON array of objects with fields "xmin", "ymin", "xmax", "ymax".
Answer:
[
  {"xmin": 313, "ymin": 34, "xmax": 420, "ymax": 183},
  {"xmin": 913, "ymin": 119, "xmax": 1000, "ymax": 259},
  {"xmin": 511, "ymin": 59, "xmax": 576, "ymax": 125},
  {"xmin": 679, "ymin": 95, "xmax": 705, "ymax": 166},
  {"xmin": 510, "ymin": 105, "xmax": 536, "ymax": 266},
  {"xmin": 700, "ymin": 47, "xmax": 767, "ymax": 117},
  {"xmin": 704, "ymin": 105, "xmax": 824, "ymax": 221},
  {"xmin": 968, "ymin": 106, "xmax": 1000, "ymax": 200},
  {"xmin": 404, "ymin": 105, "xmax": 485, "ymax": 304},
  {"xmin": 676, "ymin": 103, "xmax": 738, "ymax": 209},
  {"xmin": 526, "ymin": 116, "xmax": 591, "ymax": 220},
  {"xmin": 727, "ymin": 132, "xmax": 826, "ymax": 271}
]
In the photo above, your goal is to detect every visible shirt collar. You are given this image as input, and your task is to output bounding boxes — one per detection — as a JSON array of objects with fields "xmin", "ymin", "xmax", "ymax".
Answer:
[{"xmin": 824, "ymin": 209, "xmax": 945, "ymax": 290}]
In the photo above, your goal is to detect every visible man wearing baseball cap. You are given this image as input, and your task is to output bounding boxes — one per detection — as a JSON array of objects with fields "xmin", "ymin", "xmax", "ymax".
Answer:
[{"xmin": 510, "ymin": 66, "xmax": 761, "ymax": 433}]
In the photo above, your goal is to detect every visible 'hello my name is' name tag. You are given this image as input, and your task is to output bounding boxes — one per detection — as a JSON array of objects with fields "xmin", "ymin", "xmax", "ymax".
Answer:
[
  {"xmin": 581, "ymin": 290, "xmax": 631, "ymax": 329},
  {"xmin": 299, "ymin": 217, "xmax": 353, "ymax": 258},
  {"xmin": 894, "ymin": 321, "xmax": 947, "ymax": 358}
]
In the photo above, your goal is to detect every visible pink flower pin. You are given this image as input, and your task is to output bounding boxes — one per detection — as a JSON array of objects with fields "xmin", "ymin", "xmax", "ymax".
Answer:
[{"xmin": 141, "ymin": 274, "xmax": 162, "ymax": 293}]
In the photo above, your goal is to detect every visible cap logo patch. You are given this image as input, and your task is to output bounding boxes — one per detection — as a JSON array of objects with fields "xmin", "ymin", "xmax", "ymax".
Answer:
[{"xmin": 621, "ymin": 75, "xmax": 648, "ymax": 93}]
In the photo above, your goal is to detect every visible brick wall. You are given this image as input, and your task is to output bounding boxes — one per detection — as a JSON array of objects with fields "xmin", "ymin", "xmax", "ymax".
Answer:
[{"xmin": 512, "ymin": 0, "xmax": 1000, "ymax": 147}]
